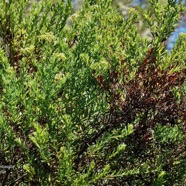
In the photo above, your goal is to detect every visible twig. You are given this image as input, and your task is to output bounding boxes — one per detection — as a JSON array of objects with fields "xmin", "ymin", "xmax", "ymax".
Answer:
[{"xmin": 8, "ymin": 173, "xmax": 27, "ymax": 186}]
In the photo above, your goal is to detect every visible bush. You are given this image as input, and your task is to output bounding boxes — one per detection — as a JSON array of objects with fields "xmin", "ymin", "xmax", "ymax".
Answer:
[{"xmin": 0, "ymin": 0, "xmax": 186, "ymax": 185}]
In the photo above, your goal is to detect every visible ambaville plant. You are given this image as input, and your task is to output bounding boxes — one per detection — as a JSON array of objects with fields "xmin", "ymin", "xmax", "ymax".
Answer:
[{"xmin": 0, "ymin": 0, "xmax": 186, "ymax": 185}]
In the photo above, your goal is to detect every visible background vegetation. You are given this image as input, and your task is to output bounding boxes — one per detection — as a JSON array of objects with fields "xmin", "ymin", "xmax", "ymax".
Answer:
[{"xmin": 0, "ymin": 0, "xmax": 186, "ymax": 185}]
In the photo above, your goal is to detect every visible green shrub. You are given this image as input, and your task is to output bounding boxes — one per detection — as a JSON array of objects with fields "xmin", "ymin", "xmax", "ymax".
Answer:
[{"xmin": 0, "ymin": 0, "xmax": 186, "ymax": 185}]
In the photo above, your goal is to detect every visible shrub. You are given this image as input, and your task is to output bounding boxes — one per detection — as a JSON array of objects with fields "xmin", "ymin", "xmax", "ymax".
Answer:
[{"xmin": 0, "ymin": 0, "xmax": 186, "ymax": 185}]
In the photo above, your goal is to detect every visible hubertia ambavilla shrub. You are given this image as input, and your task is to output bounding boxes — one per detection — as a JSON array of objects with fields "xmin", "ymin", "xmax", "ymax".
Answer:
[{"xmin": 0, "ymin": 0, "xmax": 186, "ymax": 185}]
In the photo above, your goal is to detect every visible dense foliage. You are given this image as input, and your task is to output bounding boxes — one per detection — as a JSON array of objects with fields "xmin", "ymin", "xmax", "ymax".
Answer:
[{"xmin": 0, "ymin": 0, "xmax": 186, "ymax": 185}]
